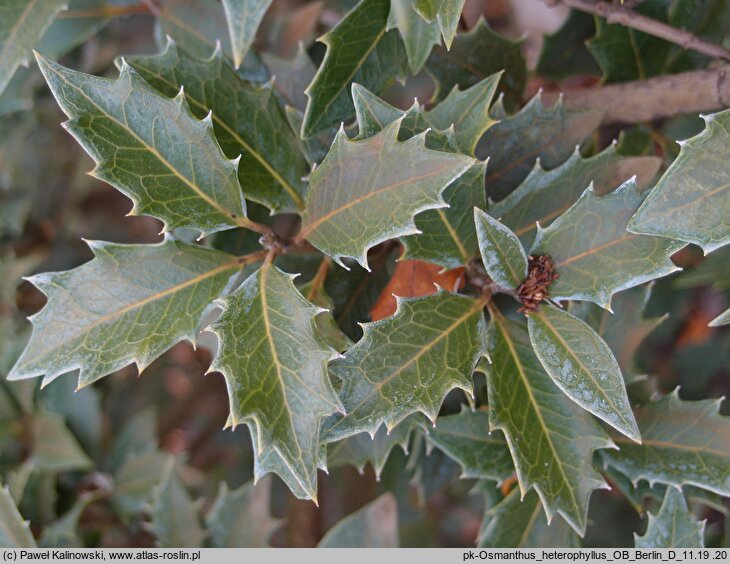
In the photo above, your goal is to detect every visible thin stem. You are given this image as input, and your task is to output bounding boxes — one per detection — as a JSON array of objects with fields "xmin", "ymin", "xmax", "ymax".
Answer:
[
  {"xmin": 545, "ymin": 0, "xmax": 730, "ymax": 61},
  {"xmin": 306, "ymin": 256, "xmax": 331, "ymax": 301},
  {"xmin": 236, "ymin": 249, "xmax": 269, "ymax": 267},
  {"xmin": 234, "ymin": 216, "xmax": 274, "ymax": 236}
]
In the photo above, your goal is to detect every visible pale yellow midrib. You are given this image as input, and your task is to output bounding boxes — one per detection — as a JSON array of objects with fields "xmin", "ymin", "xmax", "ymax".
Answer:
[
  {"xmin": 49, "ymin": 65, "xmax": 238, "ymax": 219},
  {"xmin": 492, "ymin": 309, "xmax": 581, "ymax": 519},
  {"xmin": 22, "ymin": 259, "xmax": 239, "ymax": 370},
  {"xmin": 131, "ymin": 61, "xmax": 305, "ymax": 210},
  {"xmin": 535, "ymin": 310, "xmax": 633, "ymax": 432}
]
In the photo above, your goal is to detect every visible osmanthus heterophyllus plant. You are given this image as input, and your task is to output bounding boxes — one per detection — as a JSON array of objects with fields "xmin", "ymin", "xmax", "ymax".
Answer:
[{"xmin": 2, "ymin": 0, "xmax": 730, "ymax": 548}]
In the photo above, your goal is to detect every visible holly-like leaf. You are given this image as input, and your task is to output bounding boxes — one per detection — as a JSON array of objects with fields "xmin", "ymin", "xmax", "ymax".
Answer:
[
  {"xmin": 635, "ymin": 487, "xmax": 705, "ymax": 548},
  {"xmin": 413, "ymin": 0, "xmax": 443, "ymax": 20},
  {"xmin": 0, "ymin": 0, "xmax": 67, "ymax": 96},
  {"xmin": 474, "ymin": 208, "xmax": 527, "ymax": 289},
  {"xmin": 206, "ymin": 476, "xmax": 280, "ymax": 547},
  {"xmin": 40, "ymin": 492, "xmax": 97, "ymax": 548},
  {"xmin": 151, "ymin": 460, "xmax": 205, "ymax": 548},
  {"xmin": 531, "ymin": 180, "xmax": 685, "ymax": 308},
  {"xmin": 479, "ymin": 95, "xmax": 603, "ymax": 202},
  {"xmin": 299, "ymin": 119, "xmax": 473, "ymax": 268},
  {"xmin": 112, "ymin": 452, "xmax": 171, "ymax": 517},
  {"xmin": 222, "ymin": 0, "xmax": 273, "ymax": 69},
  {"xmin": 36, "ymin": 54, "xmax": 247, "ymax": 235},
  {"xmin": 490, "ymin": 145, "xmax": 661, "ymax": 247},
  {"xmin": 327, "ymin": 417, "xmax": 416, "ymax": 479},
  {"xmin": 570, "ymin": 285, "xmax": 664, "ymax": 380},
  {"xmin": 486, "ymin": 306, "xmax": 613, "ymax": 534},
  {"xmin": 209, "ymin": 260, "xmax": 342, "ymax": 501},
  {"xmin": 318, "ymin": 493, "xmax": 399, "ymax": 548},
  {"xmin": 435, "ymin": 0, "xmax": 466, "ymax": 48},
  {"xmin": 9, "ymin": 238, "xmax": 240, "ymax": 386},
  {"xmin": 527, "ymin": 305, "xmax": 640, "ymax": 441},
  {"xmin": 629, "ymin": 109, "xmax": 730, "ymax": 254},
  {"xmin": 478, "ymin": 488, "xmax": 578, "ymax": 548},
  {"xmin": 322, "ymin": 291, "xmax": 484, "ymax": 442},
  {"xmin": 709, "ymin": 307, "xmax": 730, "ymax": 327},
  {"xmin": 425, "ymin": 18, "xmax": 526, "ymax": 106},
  {"xmin": 0, "ymin": 485, "xmax": 36, "ymax": 548},
  {"xmin": 156, "ymin": 0, "xmax": 269, "ymax": 83},
  {"xmin": 124, "ymin": 40, "xmax": 308, "ymax": 214},
  {"xmin": 301, "ymin": 0, "xmax": 407, "ymax": 137},
  {"xmin": 423, "ymin": 407, "xmax": 514, "ymax": 481},
  {"xmin": 31, "ymin": 412, "xmax": 92, "ymax": 472},
  {"xmin": 263, "ymin": 44, "xmax": 316, "ymax": 111},
  {"xmin": 388, "ymin": 0, "xmax": 440, "ymax": 74},
  {"xmin": 352, "ymin": 74, "xmax": 501, "ymax": 155},
  {"xmin": 601, "ymin": 391, "xmax": 730, "ymax": 496},
  {"xmin": 403, "ymin": 162, "xmax": 487, "ymax": 269},
  {"xmin": 301, "ymin": 273, "xmax": 353, "ymax": 353}
]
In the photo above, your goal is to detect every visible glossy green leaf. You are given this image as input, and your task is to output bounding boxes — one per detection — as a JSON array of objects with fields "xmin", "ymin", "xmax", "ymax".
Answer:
[
  {"xmin": 532, "ymin": 180, "xmax": 685, "ymax": 308},
  {"xmin": 319, "ymin": 493, "xmax": 399, "ymax": 548},
  {"xmin": 10, "ymin": 238, "xmax": 239, "ymax": 386},
  {"xmin": 479, "ymin": 95, "xmax": 603, "ymax": 202},
  {"xmin": 528, "ymin": 305, "xmax": 640, "ymax": 441},
  {"xmin": 206, "ymin": 476, "xmax": 280, "ymax": 547},
  {"xmin": 486, "ymin": 307, "xmax": 613, "ymax": 534},
  {"xmin": 629, "ymin": 109, "xmax": 730, "ymax": 254},
  {"xmin": 112, "ymin": 451, "xmax": 171, "ymax": 517},
  {"xmin": 478, "ymin": 488, "xmax": 578, "ymax": 548},
  {"xmin": 423, "ymin": 407, "xmax": 513, "ymax": 481},
  {"xmin": 263, "ymin": 44, "xmax": 316, "ymax": 111},
  {"xmin": 352, "ymin": 73, "xmax": 501, "ymax": 155},
  {"xmin": 570, "ymin": 285, "xmax": 664, "ymax": 381},
  {"xmin": 0, "ymin": 0, "xmax": 67, "ymax": 96},
  {"xmin": 209, "ymin": 260, "xmax": 342, "ymax": 501},
  {"xmin": 36, "ymin": 54, "xmax": 247, "ymax": 235},
  {"xmin": 402, "ymin": 162, "xmax": 486, "ymax": 269},
  {"xmin": 587, "ymin": 1, "xmax": 672, "ymax": 84},
  {"xmin": 425, "ymin": 18, "xmax": 525, "ymax": 106},
  {"xmin": 301, "ymin": 0, "xmax": 407, "ymax": 137},
  {"xmin": 474, "ymin": 207, "xmax": 527, "ymax": 289},
  {"xmin": 535, "ymin": 10, "xmax": 600, "ymax": 81},
  {"xmin": 222, "ymin": 0, "xmax": 273, "ymax": 69},
  {"xmin": 124, "ymin": 40, "xmax": 308, "ymax": 213},
  {"xmin": 299, "ymin": 119, "xmax": 473, "ymax": 268},
  {"xmin": 40, "ymin": 493, "xmax": 97, "ymax": 548},
  {"xmin": 31, "ymin": 412, "xmax": 92, "ymax": 473},
  {"xmin": 635, "ymin": 487, "xmax": 705, "ymax": 548},
  {"xmin": 0, "ymin": 485, "xmax": 36, "ymax": 548},
  {"xmin": 300, "ymin": 277, "xmax": 353, "ymax": 353},
  {"xmin": 709, "ymin": 307, "xmax": 730, "ymax": 327},
  {"xmin": 435, "ymin": 0, "xmax": 465, "ymax": 48},
  {"xmin": 151, "ymin": 460, "xmax": 205, "ymax": 548},
  {"xmin": 327, "ymin": 417, "xmax": 416, "ymax": 479},
  {"xmin": 490, "ymin": 145, "xmax": 661, "ymax": 247},
  {"xmin": 413, "ymin": 0, "xmax": 443, "ymax": 20},
  {"xmin": 156, "ymin": 0, "xmax": 269, "ymax": 83},
  {"xmin": 601, "ymin": 390, "xmax": 730, "ymax": 496},
  {"xmin": 387, "ymin": 0, "xmax": 440, "ymax": 74},
  {"xmin": 323, "ymin": 291, "xmax": 484, "ymax": 442}
]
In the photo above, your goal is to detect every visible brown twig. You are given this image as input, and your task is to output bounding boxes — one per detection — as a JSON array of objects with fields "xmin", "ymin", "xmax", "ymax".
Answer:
[
  {"xmin": 544, "ymin": 0, "xmax": 730, "ymax": 62},
  {"xmin": 542, "ymin": 64, "xmax": 730, "ymax": 124}
]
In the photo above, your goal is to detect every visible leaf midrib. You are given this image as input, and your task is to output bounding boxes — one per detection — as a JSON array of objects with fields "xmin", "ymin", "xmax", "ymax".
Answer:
[
  {"xmin": 19, "ymin": 258, "xmax": 239, "ymax": 371},
  {"xmin": 490, "ymin": 308, "xmax": 581, "ymax": 520},
  {"xmin": 130, "ymin": 59, "xmax": 305, "ymax": 210},
  {"xmin": 47, "ymin": 63, "xmax": 240, "ymax": 221},
  {"xmin": 532, "ymin": 307, "xmax": 635, "ymax": 437}
]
